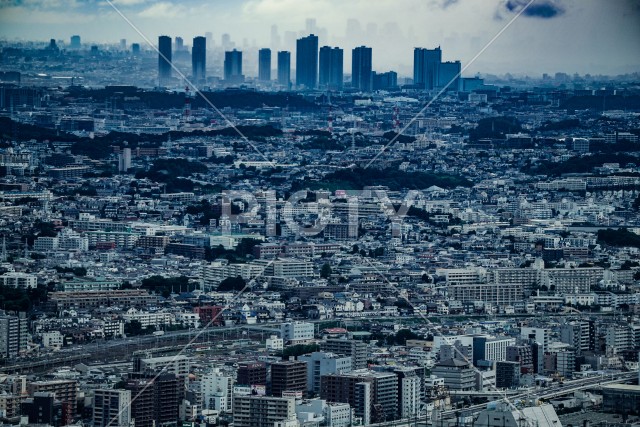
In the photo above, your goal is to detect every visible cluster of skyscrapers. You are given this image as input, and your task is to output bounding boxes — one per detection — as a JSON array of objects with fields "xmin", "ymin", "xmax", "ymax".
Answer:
[{"xmin": 155, "ymin": 34, "xmax": 461, "ymax": 92}]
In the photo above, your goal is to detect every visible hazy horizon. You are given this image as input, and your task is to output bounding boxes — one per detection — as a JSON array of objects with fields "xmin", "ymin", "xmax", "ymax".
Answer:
[{"xmin": 1, "ymin": 0, "xmax": 639, "ymax": 77}]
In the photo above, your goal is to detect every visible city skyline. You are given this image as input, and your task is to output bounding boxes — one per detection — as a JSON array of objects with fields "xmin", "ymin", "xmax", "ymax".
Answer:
[{"xmin": 0, "ymin": 0, "xmax": 638, "ymax": 76}]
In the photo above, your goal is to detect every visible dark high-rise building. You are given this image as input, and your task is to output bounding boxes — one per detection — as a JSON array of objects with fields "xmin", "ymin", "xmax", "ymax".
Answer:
[
  {"xmin": 21, "ymin": 393, "xmax": 63, "ymax": 426},
  {"xmin": 28, "ymin": 380, "xmax": 78, "ymax": 424},
  {"xmin": 296, "ymin": 34, "xmax": 318, "ymax": 89},
  {"xmin": 413, "ymin": 47, "xmax": 441, "ymax": 90},
  {"xmin": 224, "ymin": 49, "xmax": 243, "ymax": 83},
  {"xmin": 258, "ymin": 48, "xmax": 272, "ymax": 81},
  {"xmin": 70, "ymin": 35, "xmax": 81, "ymax": 49},
  {"xmin": 277, "ymin": 51, "xmax": 291, "ymax": 87},
  {"xmin": 372, "ymin": 71, "xmax": 398, "ymax": 90},
  {"xmin": 192, "ymin": 36, "xmax": 206, "ymax": 82},
  {"xmin": 158, "ymin": 35, "xmax": 172, "ymax": 84},
  {"xmin": 131, "ymin": 43, "xmax": 140, "ymax": 55},
  {"xmin": 237, "ymin": 362, "xmax": 267, "ymax": 386},
  {"xmin": 496, "ymin": 361, "xmax": 521, "ymax": 389},
  {"xmin": 319, "ymin": 46, "xmax": 343, "ymax": 90},
  {"xmin": 438, "ymin": 60, "xmax": 461, "ymax": 91},
  {"xmin": 270, "ymin": 361, "xmax": 307, "ymax": 397},
  {"xmin": 352, "ymin": 46, "xmax": 372, "ymax": 92},
  {"xmin": 125, "ymin": 373, "xmax": 181, "ymax": 427}
]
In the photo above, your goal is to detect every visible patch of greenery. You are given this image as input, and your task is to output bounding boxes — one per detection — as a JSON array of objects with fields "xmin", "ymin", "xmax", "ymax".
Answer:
[
  {"xmin": 292, "ymin": 167, "xmax": 472, "ymax": 191},
  {"xmin": 597, "ymin": 228, "xmax": 640, "ymax": 248}
]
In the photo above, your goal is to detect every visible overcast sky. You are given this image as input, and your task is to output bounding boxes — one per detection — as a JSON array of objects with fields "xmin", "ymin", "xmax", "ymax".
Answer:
[{"xmin": 1, "ymin": 0, "xmax": 639, "ymax": 77}]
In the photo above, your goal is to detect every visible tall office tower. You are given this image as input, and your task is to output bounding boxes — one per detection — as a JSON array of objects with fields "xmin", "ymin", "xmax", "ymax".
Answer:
[
  {"xmin": 192, "ymin": 36, "xmax": 206, "ymax": 82},
  {"xmin": 175, "ymin": 36, "xmax": 184, "ymax": 51},
  {"xmin": 119, "ymin": 39, "xmax": 126, "ymax": 50},
  {"xmin": 296, "ymin": 34, "xmax": 318, "ymax": 89},
  {"xmin": 118, "ymin": 147, "xmax": 131, "ymax": 173},
  {"xmin": 277, "ymin": 51, "xmax": 291, "ymax": 87},
  {"xmin": 270, "ymin": 25, "xmax": 281, "ymax": 50},
  {"xmin": 0, "ymin": 312, "xmax": 27, "ymax": 359},
  {"xmin": 158, "ymin": 35, "xmax": 172, "ymax": 85},
  {"xmin": 351, "ymin": 46, "xmax": 373, "ymax": 92},
  {"xmin": 319, "ymin": 46, "xmax": 343, "ymax": 90},
  {"xmin": 258, "ymin": 48, "xmax": 272, "ymax": 81},
  {"xmin": 131, "ymin": 43, "xmax": 140, "ymax": 55},
  {"xmin": 438, "ymin": 60, "xmax": 461, "ymax": 91},
  {"xmin": 221, "ymin": 33, "xmax": 232, "ymax": 50},
  {"xmin": 205, "ymin": 31, "xmax": 213, "ymax": 47},
  {"xmin": 93, "ymin": 389, "xmax": 131, "ymax": 427},
  {"xmin": 270, "ymin": 361, "xmax": 307, "ymax": 397},
  {"xmin": 70, "ymin": 35, "xmax": 81, "ymax": 49},
  {"xmin": 413, "ymin": 47, "xmax": 442, "ymax": 90},
  {"xmin": 224, "ymin": 49, "xmax": 243, "ymax": 82}
]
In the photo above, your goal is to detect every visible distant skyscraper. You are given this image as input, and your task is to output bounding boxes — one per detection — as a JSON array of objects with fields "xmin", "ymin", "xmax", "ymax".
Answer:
[
  {"xmin": 258, "ymin": 48, "xmax": 271, "ymax": 81},
  {"xmin": 352, "ymin": 46, "xmax": 372, "ymax": 92},
  {"xmin": 175, "ymin": 36, "xmax": 184, "ymax": 51},
  {"xmin": 192, "ymin": 36, "xmax": 206, "ymax": 82},
  {"xmin": 319, "ymin": 46, "xmax": 343, "ymax": 90},
  {"xmin": 296, "ymin": 34, "xmax": 318, "ymax": 89},
  {"xmin": 158, "ymin": 35, "xmax": 172, "ymax": 85},
  {"xmin": 277, "ymin": 51, "xmax": 291, "ymax": 88},
  {"xmin": 205, "ymin": 31, "xmax": 213, "ymax": 47},
  {"xmin": 270, "ymin": 25, "xmax": 281, "ymax": 51},
  {"xmin": 70, "ymin": 35, "xmax": 81, "ymax": 49},
  {"xmin": 120, "ymin": 39, "xmax": 126, "ymax": 50},
  {"xmin": 224, "ymin": 49, "xmax": 243, "ymax": 82},
  {"xmin": 438, "ymin": 60, "xmax": 461, "ymax": 91},
  {"xmin": 413, "ymin": 47, "xmax": 442, "ymax": 90},
  {"xmin": 372, "ymin": 71, "xmax": 398, "ymax": 90},
  {"xmin": 222, "ymin": 33, "xmax": 232, "ymax": 50},
  {"xmin": 131, "ymin": 43, "xmax": 140, "ymax": 55}
]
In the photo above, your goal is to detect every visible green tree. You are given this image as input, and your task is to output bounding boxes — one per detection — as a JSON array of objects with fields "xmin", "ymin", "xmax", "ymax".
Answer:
[
  {"xmin": 217, "ymin": 276, "xmax": 247, "ymax": 292},
  {"xmin": 320, "ymin": 263, "xmax": 332, "ymax": 279}
]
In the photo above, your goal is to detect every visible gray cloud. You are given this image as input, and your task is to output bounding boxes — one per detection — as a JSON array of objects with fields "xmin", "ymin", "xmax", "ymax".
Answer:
[{"xmin": 503, "ymin": 0, "xmax": 565, "ymax": 19}]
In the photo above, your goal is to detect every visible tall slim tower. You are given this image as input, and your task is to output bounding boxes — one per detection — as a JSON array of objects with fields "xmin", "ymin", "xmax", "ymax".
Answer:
[
  {"xmin": 192, "ymin": 36, "xmax": 206, "ymax": 82},
  {"xmin": 296, "ymin": 34, "xmax": 318, "ymax": 89},
  {"xmin": 352, "ymin": 46, "xmax": 372, "ymax": 92},
  {"xmin": 413, "ymin": 47, "xmax": 442, "ymax": 90},
  {"xmin": 158, "ymin": 35, "xmax": 172, "ymax": 85},
  {"xmin": 258, "ymin": 48, "xmax": 272, "ymax": 81},
  {"xmin": 319, "ymin": 46, "xmax": 343, "ymax": 90},
  {"xmin": 277, "ymin": 51, "xmax": 291, "ymax": 88},
  {"xmin": 224, "ymin": 49, "xmax": 243, "ymax": 82}
]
